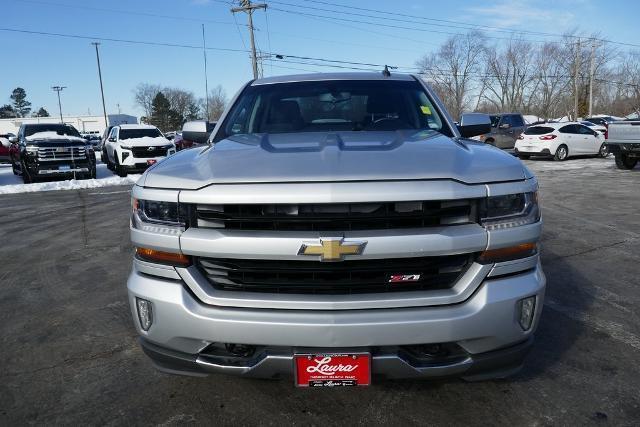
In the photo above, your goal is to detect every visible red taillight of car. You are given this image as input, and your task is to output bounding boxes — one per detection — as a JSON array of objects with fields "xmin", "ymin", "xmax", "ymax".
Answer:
[
  {"xmin": 539, "ymin": 135, "xmax": 557, "ymax": 140},
  {"xmin": 604, "ymin": 123, "xmax": 609, "ymax": 140}
]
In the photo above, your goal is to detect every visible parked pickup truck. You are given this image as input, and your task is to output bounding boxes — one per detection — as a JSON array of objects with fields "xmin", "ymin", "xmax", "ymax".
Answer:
[
  {"xmin": 606, "ymin": 121, "xmax": 640, "ymax": 169},
  {"xmin": 127, "ymin": 73, "xmax": 545, "ymax": 386},
  {"xmin": 9, "ymin": 123, "xmax": 96, "ymax": 183}
]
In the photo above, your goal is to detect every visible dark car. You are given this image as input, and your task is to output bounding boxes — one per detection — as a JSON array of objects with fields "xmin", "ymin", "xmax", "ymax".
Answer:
[
  {"xmin": 583, "ymin": 116, "xmax": 618, "ymax": 127},
  {"xmin": 9, "ymin": 123, "xmax": 96, "ymax": 183},
  {"xmin": 477, "ymin": 113, "xmax": 526, "ymax": 149}
]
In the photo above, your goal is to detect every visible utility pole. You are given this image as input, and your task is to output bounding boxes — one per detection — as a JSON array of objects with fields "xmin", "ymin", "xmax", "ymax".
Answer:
[
  {"xmin": 92, "ymin": 42, "xmax": 109, "ymax": 129},
  {"xmin": 202, "ymin": 24, "xmax": 210, "ymax": 120},
  {"xmin": 588, "ymin": 41, "xmax": 598, "ymax": 117},
  {"xmin": 574, "ymin": 38, "xmax": 581, "ymax": 121},
  {"xmin": 231, "ymin": 0, "xmax": 267, "ymax": 79},
  {"xmin": 52, "ymin": 86, "xmax": 66, "ymax": 123}
]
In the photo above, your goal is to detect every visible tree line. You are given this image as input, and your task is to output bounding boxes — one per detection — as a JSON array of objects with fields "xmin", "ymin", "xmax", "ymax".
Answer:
[
  {"xmin": 133, "ymin": 83, "xmax": 228, "ymax": 132},
  {"xmin": 0, "ymin": 87, "xmax": 49, "ymax": 119},
  {"xmin": 416, "ymin": 31, "xmax": 640, "ymax": 121}
]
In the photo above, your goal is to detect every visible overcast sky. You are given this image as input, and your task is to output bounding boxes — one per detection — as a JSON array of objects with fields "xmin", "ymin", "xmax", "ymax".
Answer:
[{"xmin": 1, "ymin": 0, "xmax": 638, "ymax": 117}]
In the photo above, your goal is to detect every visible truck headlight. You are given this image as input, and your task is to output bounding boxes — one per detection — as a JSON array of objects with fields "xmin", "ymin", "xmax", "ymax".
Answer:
[
  {"xmin": 480, "ymin": 192, "xmax": 540, "ymax": 230},
  {"xmin": 26, "ymin": 146, "xmax": 38, "ymax": 155},
  {"xmin": 132, "ymin": 199, "xmax": 189, "ymax": 234},
  {"xmin": 120, "ymin": 145, "xmax": 132, "ymax": 150}
]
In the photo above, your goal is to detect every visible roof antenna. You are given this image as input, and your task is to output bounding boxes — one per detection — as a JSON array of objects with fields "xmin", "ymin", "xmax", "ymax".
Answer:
[{"xmin": 382, "ymin": 65, "xmax": 391, "ymax": 77}]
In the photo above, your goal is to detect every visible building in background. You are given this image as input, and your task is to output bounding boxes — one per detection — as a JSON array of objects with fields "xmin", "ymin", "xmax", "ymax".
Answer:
[{"xmin": 0, "ymin": 114, "xmax": 137, "ymax": 134}]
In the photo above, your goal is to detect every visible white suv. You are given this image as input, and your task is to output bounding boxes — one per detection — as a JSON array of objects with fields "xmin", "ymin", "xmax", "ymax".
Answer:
[{"xmin": 102, "ymin": 124, "xmax": 175, "ymax": 177}]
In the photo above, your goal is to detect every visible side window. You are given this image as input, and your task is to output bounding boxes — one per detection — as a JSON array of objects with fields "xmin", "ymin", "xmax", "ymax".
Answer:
[
  {"xmin": 500, "ymin": 115, "xmax": 513, "ymax": 128},
  {"xmin": 559, "ymin": 125, "xmax": 576, "ymax": 134},
  {"xmin": 109, "ymin": 127, "xmax": 118, "ymax": 141},
  {"xmin": 577, "ymin": 125, "xmax": 593, "ymax": 135},
  {"xmin": 511, "ymin": 115, "xmax": 525, "ymax": 127}
]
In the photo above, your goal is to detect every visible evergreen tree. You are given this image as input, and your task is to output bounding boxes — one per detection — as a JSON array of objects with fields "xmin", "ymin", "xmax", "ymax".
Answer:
[
  {"xmin": 34, "ymin": 107, "xmax": 50, "ymax": 117},
  {"xmin": 149, "ymin": 92, "xmax": 179, "ymax": 132},
  {"xmin": 0, "ymin": 104, "xmax": 16, "ymax": 118},
  {"xmin": 10, "ymin": 87, "xmax": 31, "ymax": 117}
]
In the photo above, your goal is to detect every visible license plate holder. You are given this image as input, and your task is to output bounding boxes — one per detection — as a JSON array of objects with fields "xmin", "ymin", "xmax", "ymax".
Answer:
[{"xmin": 294, "ymin": 353, "xmax": 371, "ymax": 387}]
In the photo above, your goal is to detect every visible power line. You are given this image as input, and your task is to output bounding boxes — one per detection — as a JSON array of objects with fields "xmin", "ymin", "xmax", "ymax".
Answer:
[
  {"xmin": 295, "ymin": 0, "xmax": 640, "ymax": 49},
  {"xmin": 12, "ymin": 0, "xmax": 247, "ymax": 27}
]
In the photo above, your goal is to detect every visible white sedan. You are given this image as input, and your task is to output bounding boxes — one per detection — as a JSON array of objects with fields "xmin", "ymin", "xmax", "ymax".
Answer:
[{"xmin": 514, "ymin": 122, "xmax": 608, "ymax": 161}]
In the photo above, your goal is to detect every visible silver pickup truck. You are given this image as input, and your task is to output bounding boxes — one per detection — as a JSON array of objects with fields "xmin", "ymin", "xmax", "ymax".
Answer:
[
  {"xmin": 127, "ymin": 73, "xmax": 545, "ymax": 386},
  {"xmin": 606, "ymin": 121, "xmax": 640, "ymax": 169}
]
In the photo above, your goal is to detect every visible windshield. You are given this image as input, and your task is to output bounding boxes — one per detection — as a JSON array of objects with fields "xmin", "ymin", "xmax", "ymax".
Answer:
[
  {"xmin": 119, "ymin": 128, "xmax": 162, "ymax": 140},
  {"xmin": 24, "ymin": 124, "xmax": 81, "ymax": 137},
  {"xmin": 216, "ymin": 79, "xmax": 448, "ymax": 141}
]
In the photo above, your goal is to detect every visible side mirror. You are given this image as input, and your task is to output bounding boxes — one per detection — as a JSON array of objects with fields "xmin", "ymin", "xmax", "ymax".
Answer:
[
  {"xmin": 8, "ymin": 136, "xmax": 18, "ymax": 143},
  {"xmin": 499, "ymin": 123, "xmax": 511, "ymax": 130},
  {"xmin": 458, "ymin": 113, "xmax": 492, "ymax": 138},
  {"xmin": 182, "ymin": 120, "xmax": 215, "ymax": 145}
]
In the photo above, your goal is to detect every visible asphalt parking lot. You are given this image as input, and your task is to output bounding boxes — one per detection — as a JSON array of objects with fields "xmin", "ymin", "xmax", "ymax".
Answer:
[{"xmin": 1, "ymin": 156, "xmax": 639, "ymax": 426}]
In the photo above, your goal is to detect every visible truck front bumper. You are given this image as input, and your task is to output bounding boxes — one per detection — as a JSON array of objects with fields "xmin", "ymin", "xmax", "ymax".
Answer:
[{"xmin": 127, "ymin": 261, "xmax": 546, "ymax": 380}]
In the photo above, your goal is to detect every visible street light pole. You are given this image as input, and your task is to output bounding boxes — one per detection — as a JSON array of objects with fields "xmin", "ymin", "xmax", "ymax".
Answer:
[
  {"xmin": 92, "ymin": 42, "xmax": 109, "ymax": 128},
  {"xmin": 52, "ymin": 86, "xmax": 66, "ymax": 123}
]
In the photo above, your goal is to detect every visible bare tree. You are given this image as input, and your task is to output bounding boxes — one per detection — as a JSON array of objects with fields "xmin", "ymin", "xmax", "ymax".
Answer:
[
  {"xmin": 416, "ymin": 31, "xmax": 486, "ymax": 120},
  {"xmin": 527, "ymin": 43, "xmax": 571, "ymax": 119},
  {"xmin": 164, "ymin": 87, "xmax": 200, "ymax": 123},
  {"xmin": 133, "ymin": 83, "xmax": 161, "ymax": 118},
  {"xmin": 200, "ymin": 85, "xmax": 228, "ymax": 121},
  {"xmin": 481, "ymin": 39, "xmax": 538, "ymax": 113}
]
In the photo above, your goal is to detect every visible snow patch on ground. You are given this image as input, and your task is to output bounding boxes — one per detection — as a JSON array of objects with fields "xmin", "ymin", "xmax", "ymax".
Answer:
[
  {"xmin": 524, "ymin": 156, "xmax": 616, "ymax": 172},
  {"xmin": 0, "ymin": 163, "xmax": 140, "ymax": 195}
]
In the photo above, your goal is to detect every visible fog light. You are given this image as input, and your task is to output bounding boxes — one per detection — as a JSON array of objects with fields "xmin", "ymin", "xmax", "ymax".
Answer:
[
  {"xmin": 122, "ymin": 152, "xmax": 130, "ymax": 161},
  {"xmin": 136, "ymin": 298, "xmax": 153, "ymax": 331},
  {"xmin": 518, "ymin": 296, "xmax": 536, "ymax": 331}
]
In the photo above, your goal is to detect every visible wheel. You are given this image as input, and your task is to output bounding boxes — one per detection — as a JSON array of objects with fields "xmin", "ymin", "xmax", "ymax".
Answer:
[
  {"xmin": 114, "ymin": 155, "xmax": 127, "ymax": 177},
  {"xmin": 554, "ymin": 145, "xmax": 568, "ymax": 161},
  {"xmin": 103, "ymin": 148, "xmax": 114, "ymax": 171},
  {"xmin": 21, "ymin": 161, "xmax": 33, "ymax": 183},
  {"xmin": 90, "ymin": 164, "xmax": 97, "ymax": 179},
  {"xmin": 598, "ymin": 144, "xmax": 608, "ymax": 158},
  {"xmin": 614, "ymin": 154, "xmax": 638, "ymax": 170},
  {"xmin": 11, "ymin": 159, "xmax": 19, "ymax": 175}
]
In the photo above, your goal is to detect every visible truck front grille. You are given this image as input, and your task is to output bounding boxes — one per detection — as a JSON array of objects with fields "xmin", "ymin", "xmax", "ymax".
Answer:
[
  {"xmin": 131, "ymin": 146, "xmax": 168, "ymax": 158},
  {"xmin": 37, "ymin": 146, "xmax": 86, "ymax": 160},
  {"xmin": 196, "ymin": 254, "xmax": 476, "ymax": 294},
  {"xmin": 195, "ymin": 200, "xmax": 476, "ymax": 231}
]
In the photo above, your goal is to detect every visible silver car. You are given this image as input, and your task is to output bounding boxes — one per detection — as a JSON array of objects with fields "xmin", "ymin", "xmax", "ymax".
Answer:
[
  {"xmin": 479, "ymin": 113, "xmax": 526, "ymax": 149},
  {"xmin": 127, "ymin": 73, "xmax": 545, "ymax": 386}
]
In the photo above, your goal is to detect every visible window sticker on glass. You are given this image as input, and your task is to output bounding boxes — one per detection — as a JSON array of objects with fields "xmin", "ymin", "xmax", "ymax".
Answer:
[{"xmin": 420, "ymin": 105, "xmax": 432, "ymax": 115}]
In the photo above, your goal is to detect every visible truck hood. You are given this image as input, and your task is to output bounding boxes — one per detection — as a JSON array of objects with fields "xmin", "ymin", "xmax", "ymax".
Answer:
[
  {"xmin": 25, "ymin": 131, "xmax": 87, "ymax": 145},
  {"xmin": 142, "ymin": 130, "xmax": 527, "ymax": 189}
]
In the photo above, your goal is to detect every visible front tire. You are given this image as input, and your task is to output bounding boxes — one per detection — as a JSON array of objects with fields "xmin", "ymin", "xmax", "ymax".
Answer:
[
  {"xmin": 554, "ymin": 145, "xmax": 568, "ymax": 161},
  {"xmin": 11, "ymin": 159, "xmax": 19, "ymax": 175},
  {"xmin": 114, "ymin": 155, "xmax": 127, "ymax": 177},
  {"xmin": 21, "ymin": 161, "xmax": 33, "ymax": 183},
  {"xmin": 615, "ymin": 154, "xmax": 638, "ymax": 170},
  {"xmin": 103, "ymin": 148, "xmax": 114, "ymax": 171}
]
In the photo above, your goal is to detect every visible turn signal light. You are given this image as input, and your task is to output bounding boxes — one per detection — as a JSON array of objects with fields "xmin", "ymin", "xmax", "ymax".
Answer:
[
  {"xmin": 135, "ymin": 247, "xmax": 191, "ymax": 266},
  {"xmin": 478, "ymin": 242, "xmax": 537, "ymax": 264}
]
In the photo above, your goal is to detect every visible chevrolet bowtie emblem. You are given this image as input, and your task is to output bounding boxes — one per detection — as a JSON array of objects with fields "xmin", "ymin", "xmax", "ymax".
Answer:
[{"xmin": 298, "ymin": 238, "xmax": 367, "ymax": 262}]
